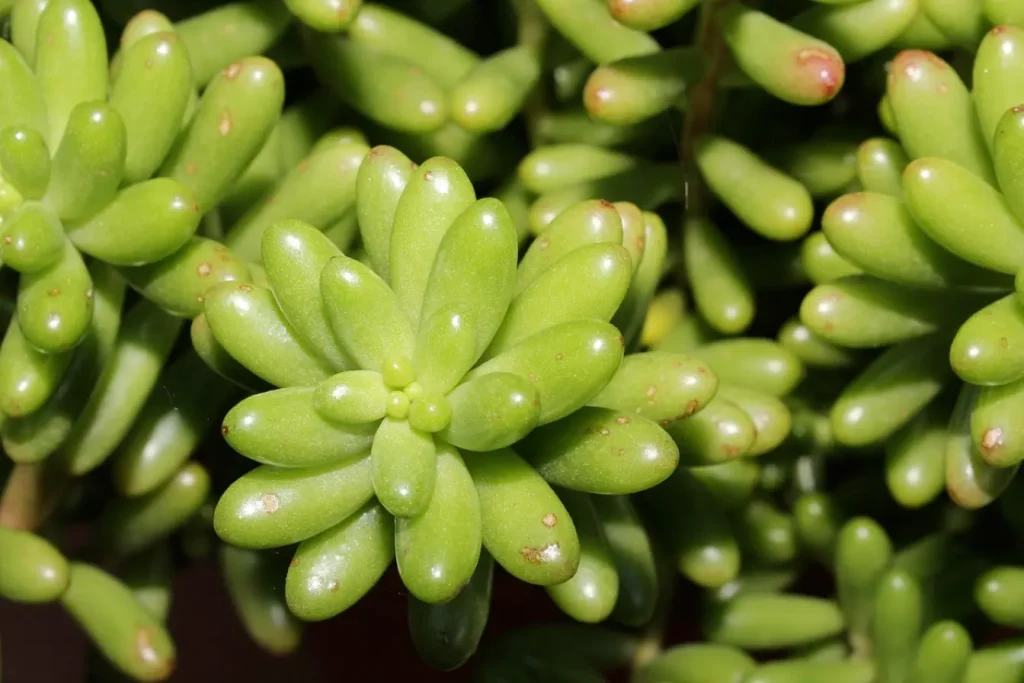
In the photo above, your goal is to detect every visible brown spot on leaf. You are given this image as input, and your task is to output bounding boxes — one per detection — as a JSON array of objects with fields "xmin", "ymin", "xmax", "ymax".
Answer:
[
  {"xmin": 608, "ymin": 0, "xmax": 631, "ymax": 19},
  {"xmin": 542, "ymin": 513, "xmax": 557, "ymax": 528},
  {"xmin": 519, "ymin": 543, "xmax": 558, "ymax": 564},
  {"xmin": 134, "ymin": 627, "xmax": 172, "ymax": 676},
  {"xmin": 218, "ymin": 110, "xmax": 233, "ymax": 136},
  {"xmin": 982, "ymin": 428, "xmax": 1004, "ymax": 452},
  {"xmin": 794, "ymin": 48, "xmax": 844, "ymax": 100},
  {"xmin": 261, "ymin": 494, "xmax": 279, "ymax": 513},
  {"xmin": 197, "ymin": 262, "xmax": 212, "ymax": 277},
  {"xmin": 583, "ymin": 79, "xmax": 612, "ymax": 114}
]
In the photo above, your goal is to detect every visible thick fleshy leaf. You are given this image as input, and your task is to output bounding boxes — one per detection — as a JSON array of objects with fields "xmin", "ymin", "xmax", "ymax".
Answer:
[
  {"xmin": 320, "ymin": 255, "xmax": 415, "ymax": 375},
  {"xmin": 465, "ymin": 320, "xmax": 625, "ymax": 425}
]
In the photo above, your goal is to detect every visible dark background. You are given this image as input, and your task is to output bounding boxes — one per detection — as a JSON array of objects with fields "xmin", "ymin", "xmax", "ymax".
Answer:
[
  {"xmin": 0, "ymin": 560, "xmax": 663, "ymax": 682},
  {"xmin": 1, "ymin": 556, "xmax": 710, "ymax": 682}
]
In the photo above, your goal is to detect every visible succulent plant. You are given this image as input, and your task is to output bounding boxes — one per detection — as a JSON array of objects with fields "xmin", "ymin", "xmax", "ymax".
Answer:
[
  {"xmin": 4, "ymin": 0, "xmax": 1024, "ymax": 680},
  {"xmin": 204, "ymin": 147, "xmax": 720, "ymax": 643}
]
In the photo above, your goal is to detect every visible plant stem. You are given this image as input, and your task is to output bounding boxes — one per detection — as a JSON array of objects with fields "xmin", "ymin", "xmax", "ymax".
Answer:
[
  {"xmin": 629, "ymin": 550, "xmax": 677, "ymax": 682},
  {"xmin": 0, "ymin": 463, "xmax": 67, "ymax": 532},
  {"xmin": 681, "ymin": 0, "xmax": 733, "ymax": 218},
  {"xmin": 515, "ymin": 0, "xmax": 549, "ymax": 149}
]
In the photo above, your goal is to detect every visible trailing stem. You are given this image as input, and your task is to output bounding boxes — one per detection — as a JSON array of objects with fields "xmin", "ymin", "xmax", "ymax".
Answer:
[
  {"xmin": 681, "ymin": 0, "xmax": 734, "ymax": 218},
  {"xmin": 0, "ymin": 463, "xmax": 68, "ymax": 532},
  {"xmin": 515, "ymin": 0, "xmax": 550, "ymax": 149}
]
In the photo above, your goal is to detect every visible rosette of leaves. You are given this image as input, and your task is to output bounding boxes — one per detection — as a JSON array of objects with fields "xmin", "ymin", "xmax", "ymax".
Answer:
[{"xmin": 203, "ymin": 147, "xmax": 713, "ymax": 666}]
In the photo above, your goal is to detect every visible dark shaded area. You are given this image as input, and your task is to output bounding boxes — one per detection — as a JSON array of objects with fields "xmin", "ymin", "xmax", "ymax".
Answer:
[{"xmin": 1, "ymin": 557, "xmax": 573, "ymax": 682}]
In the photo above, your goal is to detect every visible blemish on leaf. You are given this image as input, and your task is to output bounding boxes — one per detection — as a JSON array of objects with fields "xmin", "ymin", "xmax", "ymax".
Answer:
[
  {"xmin": 982, "ymin": 428, "xmax": 1004, "ymax": 452},
  {"xmin": 794, "ymin": 48, "xmax": 844, "ymax": 100},
  {"xmin": 134, "ymin": 628, "xmax": 164, "ymax": 669},
  {"xmin": 520, "ymin": 543, "xmax": 560, "ymax": 565},
  {"xmin": 218, "ymin": 110, "xmax": 233, "ymax": 136},
  {"xmin": 221, "ymin": 423, "xmax": 230, "ymax": 436}
]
